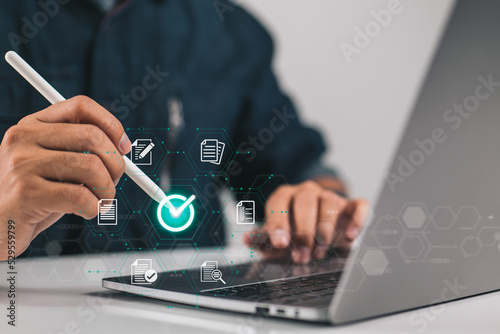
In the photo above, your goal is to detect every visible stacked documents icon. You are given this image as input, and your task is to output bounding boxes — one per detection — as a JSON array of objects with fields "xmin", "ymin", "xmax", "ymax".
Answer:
[
  {"xmin": 131, "ymin": 259, "xmax": 152, "ymax": 285},
  {"xmin": 97, "ymin": 199, "xmax": 117, "ymax": 225},
  {"xmin": 130, "ymin": 139, "xmax": 154, "ymax": 165},
  {"xmin": 200, "ymin": 139, "xmax": 225, "ymax": 165},
  {"xmin": 200, "ymin": 261, "xmax": 219, "ymax": 282},
  {"xmin": 236, "ymin": 200, "xmax": 255, "ymax": 225}
]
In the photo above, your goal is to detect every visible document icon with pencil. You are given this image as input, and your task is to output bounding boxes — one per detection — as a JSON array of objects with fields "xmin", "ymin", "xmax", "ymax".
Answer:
[
  {"xmin": 236, "ymin": 200, "xmax": 255, "ymax": 225},
  {"xmin": 130, "ymin": 139, "xmax": 155, "ymax": 165},
  {"xmin": 200, "ymin": 139, "xmax": 225, "ymax": 165},
  {"xmin": 98, "ymin": 199, "xmax": 118, "ymax": 225}
]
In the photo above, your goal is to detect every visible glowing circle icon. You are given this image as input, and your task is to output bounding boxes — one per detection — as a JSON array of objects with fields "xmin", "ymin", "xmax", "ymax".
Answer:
[{"xmin": 157, "ymin": 194, "xmax": 196, "ymax": 232}]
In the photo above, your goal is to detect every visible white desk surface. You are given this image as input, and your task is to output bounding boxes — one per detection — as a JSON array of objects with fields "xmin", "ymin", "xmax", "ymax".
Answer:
[{"xmin": 1, "ymin": 247, "xmax": 499, "ymax": 334}]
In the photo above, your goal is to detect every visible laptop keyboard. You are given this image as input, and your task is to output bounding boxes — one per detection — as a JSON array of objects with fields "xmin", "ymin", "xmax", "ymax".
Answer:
[{"xmin": 202, "ymin": 272, "xmax": 340, "ymax": 307}]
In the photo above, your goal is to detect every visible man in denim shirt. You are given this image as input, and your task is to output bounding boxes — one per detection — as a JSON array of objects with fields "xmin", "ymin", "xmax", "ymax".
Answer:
[{"xmin": 0, "ymin": 0, "xmax": 367, "ymax": 264}]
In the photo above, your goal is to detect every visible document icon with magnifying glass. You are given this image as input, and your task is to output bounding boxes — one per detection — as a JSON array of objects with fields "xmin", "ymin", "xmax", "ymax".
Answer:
[{"xmin": 200, "ymin": 261, "xmax": 218, "ymax": 282}]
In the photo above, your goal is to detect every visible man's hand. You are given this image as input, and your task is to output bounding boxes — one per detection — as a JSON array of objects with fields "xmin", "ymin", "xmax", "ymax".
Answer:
[
  {"xmin": 244, "ymin": 180, "xmax": 368, "ymax": 264},
  {"xmin": 0, "ymin": 96, "xmax": 131, "ymax": 261}
]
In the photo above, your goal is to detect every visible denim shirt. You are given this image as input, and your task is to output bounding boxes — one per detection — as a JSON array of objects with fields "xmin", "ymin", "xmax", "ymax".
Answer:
[{"xmin": 0, "ymin": 0, "xmax": 333, "ymax": 256}]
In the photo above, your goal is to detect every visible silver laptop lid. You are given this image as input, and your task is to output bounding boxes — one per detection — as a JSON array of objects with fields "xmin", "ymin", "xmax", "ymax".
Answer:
[{"xmin": 330, "ymin": 0, "xmax": 500, "ymax": 323}]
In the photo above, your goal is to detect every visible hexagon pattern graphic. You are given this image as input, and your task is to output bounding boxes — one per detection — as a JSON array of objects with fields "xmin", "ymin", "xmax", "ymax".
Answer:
[
  {"xmin": 22, "ymin": 121, "xmax": 500, "ymax": 298},
  {"xmin": 401, "ymin": 205, "xmax": 428, "ymax": 229},
  {"xmin": 360, "ymin": 249, "xmax": 390, "ymax": 276}
]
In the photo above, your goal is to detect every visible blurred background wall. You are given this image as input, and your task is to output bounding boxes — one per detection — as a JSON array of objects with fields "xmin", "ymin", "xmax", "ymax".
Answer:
[{"xmin": 240, "ymin": 0, "xmax": 454, "ymax": 203}]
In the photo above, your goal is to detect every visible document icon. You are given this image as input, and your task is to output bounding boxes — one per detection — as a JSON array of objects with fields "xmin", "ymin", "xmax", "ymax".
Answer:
[
  {"xmin": 200, "ymin": 139, "xmax": 225, "ymax": 165},
  {"xmin": 236, "ymin": 200, "xmax": 255, "ymax": 225},
  {"xmin": 98, "ymin": 199, "xmax": 117, "ymax": 225},
  {"xmin": 200, "ymin": 261, "xmax": 219, "ymax": 282},
  {"xmin": 130, "ymin": 139, "xmax": 155, "ymax": 165},
  {"xmin": 131, "ymin": 259, "xmax": 156, "ymax": 285}
]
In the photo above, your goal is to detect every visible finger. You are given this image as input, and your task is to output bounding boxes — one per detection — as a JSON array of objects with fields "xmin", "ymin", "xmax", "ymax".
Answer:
[
  {"xmin": 243, "ymin": 232, "xmax": 252, "ymax": 247},
  {"xmin": 314, "ymin": 191, "xmax": 347, "ymax": 259},
  {"xmin": 262, "ymin": 185, "xmax": 295, "ymax": 249},
  {"xmin": 243, "ymin": 231, "xmax": 291, "ymax": 260},
  {"xmin": 334, "ymin": 199, "xmax": 369, "ymax": 248},
  {"xmin": 342, "ymin": 199, "xmax": 369, "ymax": 241},
  {"xmin": 34, "ymin": 150, "xmax": 116, "ymax": 198},
  {"xmin": 26, "ymin": 177, "xmax": 100, "ymax": 220},
  {"xmin": 35, "ymin": 122, "xmax": 125, "ymax": 182},
  {"xmin": 19, "ymin": 96, "xmax": 131, "ymax": 155},
  {"xmin": 291, "ymin": 184, "xmax": 322, "ymax": 264}
]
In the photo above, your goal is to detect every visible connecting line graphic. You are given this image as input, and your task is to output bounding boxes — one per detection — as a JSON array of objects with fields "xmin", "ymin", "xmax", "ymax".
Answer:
[
  {"xmin": 79, "ymin": 126, "xmax": 285, "ymax": 258},
  {"xmin": 258, "ymin": 174, "xmax": 274, "ymax": 188},
  {"xmin": 164, "ymin": 295, "xmax": 200, "ymax": 309}
]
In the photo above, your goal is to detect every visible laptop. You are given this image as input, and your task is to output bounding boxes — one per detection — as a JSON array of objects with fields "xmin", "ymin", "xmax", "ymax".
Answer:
[{"xmin": 103, "ymin": 0, "xmax": 500, "ymax": 324}]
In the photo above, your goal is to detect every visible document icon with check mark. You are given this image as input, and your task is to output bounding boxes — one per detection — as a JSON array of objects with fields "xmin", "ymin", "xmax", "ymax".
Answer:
[{"xmin": 131, "ymin": 259, "xmax": 157, "ymax": 285}]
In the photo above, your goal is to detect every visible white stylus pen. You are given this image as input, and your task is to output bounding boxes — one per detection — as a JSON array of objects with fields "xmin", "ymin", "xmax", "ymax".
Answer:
[{"xmin": 5, "ymin": 51, "xmax": 169, "ymax": 207}]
